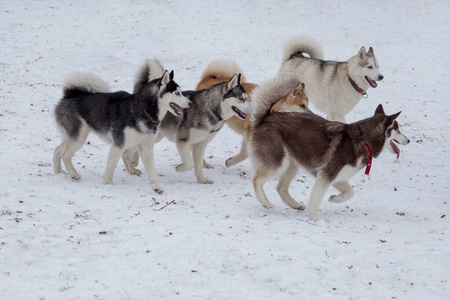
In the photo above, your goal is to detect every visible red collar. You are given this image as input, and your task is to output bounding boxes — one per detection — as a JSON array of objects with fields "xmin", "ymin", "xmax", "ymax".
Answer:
[
  {"xmin": 363, "ymin": 139, "xmax": 372, "ymax": 175},
  {"xmin": 349, "ymin": 77, "xmax": 367, "ymax": 98}
]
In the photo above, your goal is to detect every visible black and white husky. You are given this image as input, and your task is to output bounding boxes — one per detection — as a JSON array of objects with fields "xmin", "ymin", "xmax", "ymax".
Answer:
[
  {"xmin": 249, "ymin": 77, "xmax": 410, "ymax": 221},
  {"xmin": 124, "ymin": 74, "xmax": 252, "ymax": 184},
  {"xmin": 279, "ymin": 35, "xmax": 384, "ymax": 122},
  {"xmin": 53, "ymin": 59, "xmax": 191, "ymax": 194}
]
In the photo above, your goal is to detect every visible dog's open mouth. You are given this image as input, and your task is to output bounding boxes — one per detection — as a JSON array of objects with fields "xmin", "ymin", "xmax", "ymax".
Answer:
[
  {"xmin": 391, "ymin": 140, "xmax": 400, "ymax": 159},
  {"xmin": 365, "ymin": 76, "xmax": 378, "ymax": 88},
  {"xmin": 170, "ymin": 102, "xmax": 183, "ymax": 118},
  {"xmin": 232, "ymin": 106, "xmax": 247, "ymax": 120}
]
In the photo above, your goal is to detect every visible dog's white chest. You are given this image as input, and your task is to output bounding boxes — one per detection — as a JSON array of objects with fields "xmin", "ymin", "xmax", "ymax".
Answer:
[
  {"xmin": 332, "ymin": 158, "xmax": 364, "ymax": 183},
  {"xmin": 124, "ymin": 125, "xmax": 156, "ymax": 146}
]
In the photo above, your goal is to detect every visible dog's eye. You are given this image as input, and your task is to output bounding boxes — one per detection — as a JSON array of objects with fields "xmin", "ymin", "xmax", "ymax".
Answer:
[
  {"xmin": 368, "ymin": 66, "xmax": 373, "ymax": 69},
  {"xmin": 175, "ymin": 92, "xmax": 180, "ymax": 96},
  {"xmin": 300, "ymin": 104, "xmax": 306, "ymax": 108}
]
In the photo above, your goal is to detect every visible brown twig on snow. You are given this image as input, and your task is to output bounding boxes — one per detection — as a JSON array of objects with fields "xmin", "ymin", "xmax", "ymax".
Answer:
[{"xmin": 154, "ymin": 200, "xmax": 176, "ymax": 211}]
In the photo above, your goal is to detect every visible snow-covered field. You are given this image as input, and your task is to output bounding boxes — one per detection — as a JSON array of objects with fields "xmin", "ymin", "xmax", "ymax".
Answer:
[{"xmin": 1, "ymin": 1, "xmax": 449, "ymax": 299}]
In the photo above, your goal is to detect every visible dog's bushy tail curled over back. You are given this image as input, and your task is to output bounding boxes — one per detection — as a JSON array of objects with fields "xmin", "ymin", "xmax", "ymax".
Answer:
[
  {"xmin": 133, "ymin": 59, "xmax": 165, "ymax": 93},
  {"xmin": 250, "ymin": 76, "xmax": 301, "ymax": 128},
  {"xmin": 282, "ymin": 35, "xmax": 324, "ymax": 63},
  {"xmin": 63, "ymin": 72, "xmax": 111, "ymax": 96},
  {"xmin": 198, "ymin": 60, "xmax": 247, "ymax": 83}
]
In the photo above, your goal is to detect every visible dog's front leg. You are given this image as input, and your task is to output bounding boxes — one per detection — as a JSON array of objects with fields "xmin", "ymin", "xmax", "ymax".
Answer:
[
  {"xmin": 139, "ymin": 143, "xmax": 164, "ymax": 194},
  {"xmin": 329, "ymin": 181, "xmax": 354, "ymax": 203},
  {"xmin": 175, "ymin": 140, "xmax": 194, "ymax": 172},
  {"xmin": 192, "ymin": 138, "xmax": 214, "ymax": 184},
  {"xmin": 308, "ymin": 172, "xmax": 331, "ymax": 222},
  {"xmin": 225, "ymin": 134, "xmax": 249, "ymax": 168},
  {"xmin": 104, "ymin": 145, "xmax": 124, "ymax": 185}
]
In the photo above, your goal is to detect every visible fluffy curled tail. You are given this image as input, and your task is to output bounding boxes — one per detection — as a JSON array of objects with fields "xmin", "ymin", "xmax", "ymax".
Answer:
[
  {"xmin": 251, "ymin": 76, "xmax": 301, "ymax": 128},
  {"xmin": 282, "ymin": 35, "xmax": 324, "ymax": 62},
  {"xmin": 133, "ymin": 59, "xmax": 165, "ymax": 93},
  {"xmin": 63, "ymin": 72, "xmax": 111, "ymax": 96},
  {"xmin": 197, "ymin": 60, "xmax": 247, "ymax": 84}
]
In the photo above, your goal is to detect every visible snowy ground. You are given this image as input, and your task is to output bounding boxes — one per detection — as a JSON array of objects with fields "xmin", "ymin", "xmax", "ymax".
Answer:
[{"xmin": 1, "ymin": 1, "xmax": 449, "ymax": 299}]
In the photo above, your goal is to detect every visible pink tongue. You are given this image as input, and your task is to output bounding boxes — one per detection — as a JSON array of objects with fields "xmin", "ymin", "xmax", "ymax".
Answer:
[{"xmin": 391, "ymin": 140, "xmax": 400, "ymax": 159}]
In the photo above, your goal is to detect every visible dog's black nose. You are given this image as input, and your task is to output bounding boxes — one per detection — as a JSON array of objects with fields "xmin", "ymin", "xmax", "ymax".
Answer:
[{"xmin": 379, "ymin": 75, "xmax": 384, "ymax": 81}]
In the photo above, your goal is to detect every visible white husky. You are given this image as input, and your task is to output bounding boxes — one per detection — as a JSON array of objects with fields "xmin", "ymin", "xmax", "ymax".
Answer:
[{"xmin": 279, "ymin": 35, "xmax": 384, "ymax": 122}]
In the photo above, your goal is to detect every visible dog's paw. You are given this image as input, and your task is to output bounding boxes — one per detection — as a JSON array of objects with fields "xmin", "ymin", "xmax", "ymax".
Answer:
[
  {"xmin": 225, "ymin": 158, "xmax": 236, "ymax": 168},
  {"xmin": 328, "ymin": 194, "xmax": 345, "ymax": 203},
  {"xmin": 104, "ymin": 178, "xmax": 114, "ymax": 185},
  {"xmin": 198, "ymin": 177, "xmax": 214, "ymax": 184},
  {"xmin": 262, "ymin": 202, "xmax": 272, "ymax": 209},
  {"xmin": 294, "ymin": 203, "xmax": 306, "ymax": 210},
  {"xmin": 128, "ymin": 168, "xmax": 142, "ymax": 176},
  {"xmin": 71, "ymin": 173, "xmax": 81, "ymax": 180},
  {"xmin": 154, "ymin": 188, "xmax": 164, "ymax": 194},
  {"xmin": 203, "ymin": 162, "xmax": 214, "ymax": 169},
  {"xmin": 55, "ymin": 169, "xmax": 66, "ymax": 175},
  {"xmin": 175, "ymin": 163, "xmax": 192, "ymax": 172}
]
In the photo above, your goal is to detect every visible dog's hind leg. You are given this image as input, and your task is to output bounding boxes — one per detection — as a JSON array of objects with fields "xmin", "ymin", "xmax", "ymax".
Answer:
[
  {"xmin": 308, "ymin": 171, "xmax": 331, "ymax": 222},
  {"xmin": 175, "ymin": 140, "xmax": 194, "ymax": 172},
  {"xmin": 192, "ymin": 138, "xmax": 214, "ymax": 184},
  {"xmin": 276, "ymin": 160, "xmax": 306, "ymax": 210},
  {"xmin": 125, "ymin": 133, "xmax": 164, "ymax": 170},
  {"xmin": 203, "ymin": 158, "xmax": 214, "ymax": 169},
  {"xmin": 104, "ymin": 144, "xmax": 124, "ymax": 185},
  {"xmin": 328, "ymin": 181, "xmax": 354, "ymax": 203},
  {"xmin": 225, "ymin": 135, "xmax": 249, "ymax": 168},
  {"xmin": 139, "ymin": 143, "xmax": 164, "ymax": 194},
  {"xmin": 252, "ymin": 168, "xmax": 273, "ymax": 208},
  {"xmin": 131, "ymin": 151, "xmax": 140, "ymax": 168},
  {"xmin": 53, "ymin": 141, "xmax": 67, "ymax": 174},
  {"xmin": 61, "ymin": 127, "xmax": 90, "ymax": 180},
  {"xmin": 122, "ymin": 149, "xmax": 141, "ymax": 175}
]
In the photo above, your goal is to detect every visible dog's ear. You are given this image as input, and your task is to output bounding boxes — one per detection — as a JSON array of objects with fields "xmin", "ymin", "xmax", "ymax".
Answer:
[
  {"xmin": 169, "ymin": 70, "xmax": 174, "ymax": 81},
  {"xmin": 293, "ymin": 82, "xmax": 304, "ymax": 95},
  {"xmin": 358, "ymin": 46, "xmax": 367, "ymax": 60},
  {"xmin": 375, "ymin": 104, "xmax": 385, "ymax": 115},
  {"xmin": 226, "ymin": 74, "xmax": 239, "ymax": 90},
  {"xmin": 386, "ymin": 111, "xmax": 401, "ymax": 125},
  {"xmin": 159, "ymin": 70, "xmax": 170, "ymax": 87},
  {"xmin": 368, "ymin": 47, "xmax": 374, "ymax": 55}
]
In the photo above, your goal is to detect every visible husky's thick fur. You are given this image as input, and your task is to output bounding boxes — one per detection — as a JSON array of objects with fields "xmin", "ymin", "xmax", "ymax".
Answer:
[
  {"xmin": 196, "ymin": 60, "xmax": 310, "ymax": 167},
  {"xmin": 249, "ymin": 77, "xmax": 409, "ymax": 221},
  {"xmin": 53, "ymin": 59, "xmax": 191, "ymax": 194},
  {"xmin": 126, "ymin": 73, "xmax": 253, "ymax": 184},
  {"xmin": 280, "ymin": 35, "xmax": 384, "ymax": 122}
]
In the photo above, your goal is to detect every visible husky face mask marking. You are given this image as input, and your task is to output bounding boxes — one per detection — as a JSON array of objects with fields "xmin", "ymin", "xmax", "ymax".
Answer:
[
  {"xmin": 384, "ymin": 120, "xmax": 410, "ymax": 158},
  {"xmin": 358, "ymin": 47, "xmax": 384, "ymax": 88},
  {"xmin": 222, "ymin": 74, "xmax": 253, "ymax": 120},
  {"xmin": 158, "ymin": 70, "xmax": 191, "ymax": 119}
]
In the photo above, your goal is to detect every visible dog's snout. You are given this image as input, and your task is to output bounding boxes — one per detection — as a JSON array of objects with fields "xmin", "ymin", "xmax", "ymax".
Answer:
[{"xmin": 378, "ymin": 75, "xmax": 384, "ymax": 81}]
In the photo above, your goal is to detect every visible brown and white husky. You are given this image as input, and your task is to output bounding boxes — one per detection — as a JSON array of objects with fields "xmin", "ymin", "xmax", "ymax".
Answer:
[{"xmin": 249, "ymin": 77, "xmax": 409, "ymax": 221}]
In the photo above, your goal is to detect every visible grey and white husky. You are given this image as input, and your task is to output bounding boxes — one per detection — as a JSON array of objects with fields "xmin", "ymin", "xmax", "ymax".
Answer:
[
  {"xmin": 249, "ymin": 77, "xmax": 409, "ymax": 221},
  {"xmin": 124, "ymin": 74, "xmax": 252, "ymax": 184},
  {"xmin": 279, "ymin": 35, "xmax": 384, "ymax": 122},
  {"xmin": 53, "ymin": 59, "xmax": 191, "ymax": 194}
]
